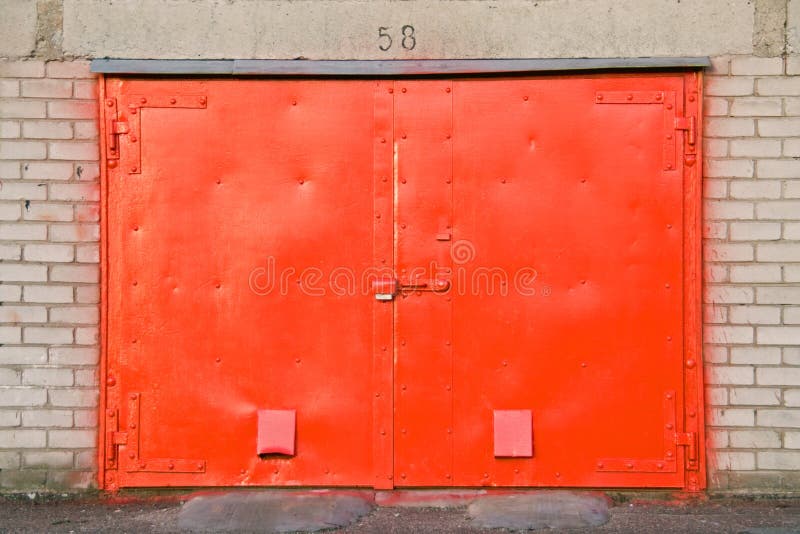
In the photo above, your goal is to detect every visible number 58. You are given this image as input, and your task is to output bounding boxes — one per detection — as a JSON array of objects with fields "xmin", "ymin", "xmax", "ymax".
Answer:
[{"xmin": 378, "ymin": 25, "xmax": 416, "ymax": 51}]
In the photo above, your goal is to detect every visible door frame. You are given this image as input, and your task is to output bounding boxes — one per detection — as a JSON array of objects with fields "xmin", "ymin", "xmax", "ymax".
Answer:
[{"xmin": 95, "ymin": 59, "xmax": 706, "ymax": 491}]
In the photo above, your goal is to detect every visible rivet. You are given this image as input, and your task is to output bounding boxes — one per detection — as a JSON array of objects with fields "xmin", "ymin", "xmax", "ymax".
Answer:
[
  {"xmin": 382, "ymin": 346, "xmax": 387, "ymax": 351},
  {"xmin": 108, "ymin": 161, "xmax": 117, "ymax": 168},
  {"xmin": 666, "ymin": 393, "xmax": 673, "ymax": 400},
  {"xmin": 375, "ymin": 213, "xmax": 381, "ymax": 219},
  {"xmin": 446, "ymin": 87, "xmax": 451, "ymax": 93},
  {"xmin": 686, "ymin": 359, "xmax": 696, "ymax": 368},
  {"xmin": 445, "ymin": 340, "xmax": 451, "ymax": 346},
  {"xmin": 129, "ymin": 452, "xmax": 135, "ymax": 459},
  {"xmin": 446, "ymin": 385, "xmax": 451, "ymax": 391},
  {"xmin": 523, "ymin": 95, "xmax": 529, "ymax": 101},
  {"xmin": 401, "ymin": 88, "xmax": 407, "ymax": 93},
  {"xmin": 216, "ymin": 178, "xmax": 221, "ymax": 184},
  {"xmin": 514, "ymin": 468, "xmax": 520, "ymax": 474},
  {"xmin": 388, "ymin": 88, "xmax": 394, "ymax": 94},
  {"xmin": 140, "ymin": 97, "xmax": 147, "ymax": 104},
  {"xmin": 555, "ymin": 472, "xmax": 561, "ymax": 477},
  {"xmin": 170, "ymin": 98, "xmax": 177, "ymax": 104},
  {"xmin": 388, "ymin": 474, "xmax": 393, "ymax": 480},
  {"xmin": 402, "ymin": 428, "xmax": 407, "ymax": 434},
  {"xmin": 656, "ymin": 93, "xmax": 663, "ymax": 101},
  {"xmin": 292, "ymin": 100, "xmax": 297, "ymax": 106},
  {"xmin": 106, "ymin": 99, "xmax": 114, "ymax": 107},
  {"xmin": 130, "ymin": 423, "xmax": 136, "ymax": 429},
  {"xmin": 131, "ymin": 339, "xmax": 137, "ymax": 344},
  {"xmin": 400, "ymin": 178, "xmax": 407, "ymax": 184},
  {"xmin": 689, "ymin": 410, "xmax": 697, "ymax": 417},
  {"xmin": 130, "ymin": 136, "xmax": 137, "ymax": 143},
  {"xmin": 446, "ymin": 179, "xmax": 451, "ymax": 184},
  {"xmin": 132, "ymin": 280, "xmax": 138, "ymax": 286},
  {"xmin": 688, "ymin": 95, "xmax": 696, "ymax": 102},
  {"xmin": 380, "ymin": 429, "xmax": 386, "ymax": 435},
  {"xmin": 665, "ymin": 283, "xmax": 671, "ymax": 289},
  {"xmin": 446, "ymin": 134, "xmax": 451, "ymax": 140},
  {"xmin": 199, "ymin": 97, "xmax": 207, "ymax": 105},
  {"xmin": 667, "ymin": 134, "xmax": 673, "ymax": 140},
  {"xmin": 483, "ymin": 473, "xmax": 489, "ymax": 478},
  {"xmin": 197, "ymin": 463, "xmax": 203, "ymax": 470},
  {"xmin": 501, "ymin": 178, "xmax": 506, "ymax": 184},
  {"xmin": 107, "ymin": 410, "xmax": 115, "ymax": 417},
  {"xmin": 666, "ymin": 104, "xmax": 673, "ymax": 110},
  {"xmin": 274, "ymin": 469, "xmax": 279, "ymax": 474},
  {"xmin": 597, "ymin": 462, "xmax": 604, "ymax": 469},
  {"xmin": 581, "ymin": 178, "xmax": 587, "ymax": 183},
  {"xmin": 375, "ymin": 392, "xmax": 380, "ymax": 397},
  {"xmin": 401, "ymin": 473, "xmax": 406, "ymax": 479},
  {"xmin": 667, "ymin": 224, "xmax": 672, "ymax": 229},
  {"xmin": 106, "ymin": 376, "xmax": 116, "ymax": 386},
  {"xmin": 502, "ymin": 360, "xmax": 508, "ymax": 366},
  {"xmin": 596, "ymin": 94, "xmax": 603, "ymax": 101},
  {"xmin": 240, "ymin": 469, "xmax": 246, "ymax": 475},
  {"xmin": 667, "ymin": 451, "xmax": 674, "ymax": 457},
  {"xmin": 400, "ymin": 223, "xmax": 406, "ymax": 229},
  {"xmin": 627, "ymin": 94, "xmax": 633, "ymax": 101},
  {"xmin": 131, "ymin": 167, "xmax": 138, "ymax": 173},
  {"xmin": 295, "ymin": 358, "xmax": 301, "ymax": 364},
  {"xmin": 401, "ymin": 339, "xmax": 406, "ymax": 346},
  {"xmin": 401, "ymin": 384, "xmax": 407, "ymax": 390},
  {"xmin": 667, "ymin": 164, "xmax": 673, "ymax": 170},
  {"xmin": 581, "ymin": 362, "xmax": 587, "ymax": 368},
  {"xmin": 140, "ymin": 463, "xmax": 147, "ymax": 469},
  {"xmin": 446, "ymin": 473, "xmax": 452, "ymax": 478},
  {"xmin": 581, "ymin": 280, "xmax": 586, "ymax": 285},
  {"xmin": 382, "ymin": 177, "xmax": 388, "ymax": 182},
  {"xmin": 215, "ymin": 357, "xmax": 221, "ymax": 363},
  {"xmin": 666, "ymin": 423, "xmax": 674, "ymax": 430},
  {"xmin": 667, "ymin": 336, "xmax": 672, "ymax": 342},
  {"xmin": 657, "ymin": 462, "xmax": 664, "ymax": 469},
  {"xmin": 626, "ymin": 463, "xmax": 633, "ymax": 469},
  {"xmin": 215, "ymin": 283, "xmax": 221, "ymax": 289},
  {"xmin": 130, "ymin": 108, "xmax": 137, "ymax": 115},
  {"xmin": 381, "ymin": 138, "xmax": 386, "ymax": 143},
  {"xmin": 298, "ymin": 178, "xmax": 304, "ymax": 184},
  {"xmin": 401, "ymin": 133, "xmax": 407, "ymax": 139}
]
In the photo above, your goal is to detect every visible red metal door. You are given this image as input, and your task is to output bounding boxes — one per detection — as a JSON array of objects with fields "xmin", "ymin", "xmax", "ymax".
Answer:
[{"xmin": 101, "ymin": 73, "xmax": 703, "ymax": 491}]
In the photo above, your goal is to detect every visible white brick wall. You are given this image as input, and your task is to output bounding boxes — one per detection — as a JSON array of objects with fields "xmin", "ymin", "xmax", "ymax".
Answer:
[
  {"xmin": 0, "ymin": 60, "xmax": 98, "ymax": 490},
  {"xmin": 705, "ymin": 55, "xmax": 800, "ymax": 491}
]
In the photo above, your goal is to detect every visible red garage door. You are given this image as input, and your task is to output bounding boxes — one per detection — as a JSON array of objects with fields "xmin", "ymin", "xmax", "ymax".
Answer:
[{"xmin": 100, "ymin": 72, "xmax": 704, "ymax": 491}]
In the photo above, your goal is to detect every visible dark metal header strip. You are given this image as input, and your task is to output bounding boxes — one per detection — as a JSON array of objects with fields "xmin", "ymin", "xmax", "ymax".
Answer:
[{"xmin": 91, "ymin": 57, "xmax": 710, "ymax": 76}]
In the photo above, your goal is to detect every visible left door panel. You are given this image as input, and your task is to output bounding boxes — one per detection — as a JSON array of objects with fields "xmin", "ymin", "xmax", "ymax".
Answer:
[{"xmin": 103, "ymin": 79, "xmax": 377, "ymax": 488}]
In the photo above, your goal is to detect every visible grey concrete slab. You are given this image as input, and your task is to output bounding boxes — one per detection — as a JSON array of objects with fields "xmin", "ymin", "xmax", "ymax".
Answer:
[
  {"xmin": 467, "ymin": 490, "xmax": 611, "ymax": 530},
  {"xmin": 177, "ymin": 491, "xmax": 374, "ymax": 533},
  {"xmin": 0, "ymin": 0, "xmax": 37, "ymax": 58},
  {"xmin": 64, "ymin": 0, "xmax": 753, "ymax": 60}
]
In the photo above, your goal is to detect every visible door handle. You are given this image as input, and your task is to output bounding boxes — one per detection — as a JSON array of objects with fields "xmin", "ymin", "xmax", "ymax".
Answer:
[{"xmin": 371, "ymin": 278, "xmax": 450, "ymax": 300}]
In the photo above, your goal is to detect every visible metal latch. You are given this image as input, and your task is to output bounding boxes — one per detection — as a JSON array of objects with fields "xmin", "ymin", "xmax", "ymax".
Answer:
[
  {"xmin": 372, "ymin": 279, "xmax": 398, "ymax": 301},
  {"xmin": 371, "ymin": 278, "xmax": 451, "ymax": 300},
  {"xmin": 675, "ymin": 431, "xmax": 698, "ymax": 469},
  {"xmin": 674, "ymin": 116, "xmax": 696, "ymax": 146}
]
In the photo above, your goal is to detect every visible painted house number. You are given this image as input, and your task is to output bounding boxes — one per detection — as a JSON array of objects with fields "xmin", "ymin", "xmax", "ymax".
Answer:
[{"xmin": 378, "ymin": 25, "xmax": 416, "ymax": 51}]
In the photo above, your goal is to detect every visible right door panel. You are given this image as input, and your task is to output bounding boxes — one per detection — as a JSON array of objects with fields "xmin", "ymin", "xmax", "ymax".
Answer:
[{"xmin": 450, "ymin": 75, "xmax": 689, "ymax": 488}]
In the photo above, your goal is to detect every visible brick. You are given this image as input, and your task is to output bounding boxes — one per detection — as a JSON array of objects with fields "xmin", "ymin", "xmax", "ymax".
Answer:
[
  {"xmin": 0, "ymin": 284, "xmax": 22, "ymax": 301},
  {"xmin": 731, "ymin": 57, "xmax": 784, "ymax": 76},
  {"xmin": 0, "ymin": 202, "xmax": 22, "ymax": 221},
  {"xmin": 705, "ymin": 345, "xmax": 729, "ymax": 364},
  {"xmin": 0, "ymin": 326, "xmax": 22, "ymax": 344},
  {"xmin": 21, "ymin": 121, "xmax": 73, "ymax": 140},
  {"xmin": 48, "ymin": 347, "xmax": 98, "ymax": 365},
  {"xmin": 74, "ymin": 370, "xmax": 97, "ymax": 387},
  {"xmin": 704, "ymin": 221, "xmax": 727, "ymax": 238},
  {"xmin": 705, "ymin": 200, "xmax": 754, "ymax": 220},
  {"xmin": 0, "ymin": 305, "xmax": 47, "ymax": 323},
  {"xmin": 0, "ymin": 120, "xmax": 20, "ymax": 138},
  {"xmin": 716, "ymin": 451, "xmax": 756, "ymax": 471},
  {"xmin": 758, "ymin": 244, "xmax": 800, "ymax": 262},
  {"xmin": 705, "ymin": 264, "xmax": 729, "ymax": 283},
  {"xmin": 705, "ymin": 243, "xmax": 754, "ymax": 262},
  {"xmin": 705, "ymin": 159, "xmax": 753, "ymax": 178},
  {"xmin": 758, "ymin": 451, "xmax": 800, "ymax": 470},
  {"xmin": 788, "ymin": 223, "xmax": 800, "ymax": 240},
  {"xmin": 74, "ymin": 450, "xmax": 95, "ymax": 469},
  {"xmin": 49, "ymin": 389, "xmax": 98, "ymax": 408},
  {"xmin": 48, "ymin": 142, "xmax": 99, "ymax": 161},
  {"xmin": 711, "ymin": 408, "xmax": 755, "ymax": 426},
  {"xmin": 0, "ymin": 347, "xmax": 46, "ymax": 365},
  {"xmin": 729, "ymin": 221, "xmax": 782, "ymax": 240},
  {"xmin": 784, "ymin": 138, "xmax": 800, "ymax": 157},
  {"xmin": 20, "ymin": 80, "xmax": 73, "ymax": 99},
  {"xmin": 50, "ymin": 306, "xmax": 98, "ymax": 325},
  {"xmin": 75, "ymin": 162, "xmax": 98, "ymax": 182},
  {"xmin": 758, "ymin": 77, "xmax": 800, "ymax": 95},
  {"xmin": 47, "ymin": 101, "xmax": 97, "ymax": 120},
  {"xmin": 0, "ymin": 182, "xmax": 47, "ymax": 200},
  {"xmin": 729, "ymin": 388, "xmax": 782, "ymax": 406},
  {"xmin": 706, "ymin": 77, "xmax": 754, "ymax": 96},
  {"xmin": 46, "ymin": 61, "xmax": 93, "ymax": 79},
  {"xmin": 48, "ymin": 183, "xmax": 99, "ymax": 202},
  {"xmin": 0, "ymin": 430, "xmax": 46, "ymax": 448},
  {"xmin": 49, "ymin": 224, "xmax": 99, "ymax": 242},
  {"xmin": 22, "ymin": 367, "xmax": 73, "ymax": 386},
  {"xmin": 786, "ymin": 432, "xmax": 800, "ymax": 448},
  {"xmin": 0, "ymin": 410, "xmax": 20, "ymax": 425},
  {"xmin": 706, "ymin": 386, "xmax": 728, "ymax": 405},
  {"xmin": 0, "ymin": 264, "xmax": 46, "ymax": 282},
  {"xmin": 0, "ymin": 61, "xmax": 45, "ymax": 78},
  {"xmin": 730, "ymin": 97, "xmax": 783, "ymax": 116},
  {"xmin": 757, "ymin": 288, "xmax": 800, "ymax": 306},
  {"xmin": 23, "ymin": 327, "xmax": 73, "ymax": 345},
  {"xmin": 48, "ymin": 429, "xmax": 95, "ymax": 449},
  {"xmin": 0, "ymin": 245, "xmax": 21, "ymax": 260},
  {"xmin": 0, "ymin": 161, "xmax": 21, "ymax": 179},
  {"xmin": 75, "ymin": 285, "xmax": 98, "ymax": 304},
  {"xmin": 23, "ymin": 202, "xmax": 73, "ymax": 222},
  {"xmin": 786, "ymin": 390, "xmax": 800, "ymax": 407},
  {"xmin": 706, "ymin": 365, "xmax": 754, "ymax": 384},
  {"xmin": 73, "ymin": 409, "xmax": 97, "ymax": 428},
  {"xmin": 784, "ymin": 98, "xmax": 800, "ymax": 116},
  {"xmin": 757, "ymin": 327, "xmax": 800, "ymax": 345},
  {"xmin": 731, "ymin": 347, "xmax": 782, "ymax": 365},
  {"xmin": 705, "ymin": 118, "xmax": 755, "ymax": 137},
  {"xmin": 23, "ymin": 451, "xmax": 73, "ymax": 469},
  {"xmin": 0, "ymin": 222, "xmax": 47, "ymax": 240},
  {"xmin": 0, "ymin": 451, "xmax": 20, "ymax": 470},
  {"xmin": 22, "ymin": 162, "xmax": 74, "ymax": 181},
  {"xmin": 729, "ymin": 430, "xmax": 781, "ymax": 448},
  {"xmin": 731, "ymin": 140, "xmax": 783, "ymax": 158},
  {"xmin": 23, "ymin": 244, "xmax": 74, "ymax": 263},
  {"xmin": 0, "ymin": 140, "xmax": 46, "ymax": 160},
  {"xmin": 703, "ymin": 179, "xmax": 727, "ymax": 199},
  {"xmin": 757, "ymin": 201, "xmax": 800, "ymax": 220},
  {"xmin": 787, "ymin": 266, "xmax": 800, "ymax": 282},
  {"xmin": 23, "ymin": 285, "xmax": 73, "ymax": 303},
  {"xmin": 50, "ymin": 265, "xmax": 98, "ymax": 283},
  {"xmin": 759, "ymin": 409, "xmax": 800, "ymax": 427},
  {"xmin": 0, "ymin": 100, "xmax": 46, "ymax": 119},
  {"xmin": 704, "ymin": 305, "xmax": 727, "ymax": 324},
  {"xmin": 786, "ymin": 307, "xmax": 800, "ymax": 324},
  {"xmin": 787, "ymin": 182, "xmax": 800, "ymax": 198},
  {"xmin": 731, "ymin": 181, "xmax": 782, "ymax": 200},
  {"xmin": 704, "ymin": 97, "xmax": 729, "ymax": 116},
  {"xmin": 757, "ymin": 159, "xmax": 800, "ymax": 178},
  {"xmin": 21, "ymin": 410, "xmax": 72, "ymax": 428},
  {"xmin": 72, "ymin": 81, "xmax": 96, "ymax": 100},
  {"xmin": 759, "ymin": 118, "xmax": 800, "ymax": 136},
  {"xmin": 76, "ymin": 244, "xmax": 99, "ymax": 263},
  {"xmin": 0, "ymin": 369, "xmax": 20, "ymax": 386},
  {"xmin": 0, "ymin": 388, "xmax": 46, "ymax": 407},
  {"xmin": 74, "ymin": 327, "xmax": 97, "ymax": 345},
  {"xmin": 704, "ymin": 286, "xmax": 754, "ymax": 304},
  {"xmin": 0, "ymin": 80, "xmax": 19, "ymax": 97},
  {"xmin": 704, "ymin": 139, "xmax": 728, "ymax": 158},
  {"xmin": 729, "ymin": 305, "xmax": 781, "ymax": 325},
  {"xmin": 730, "ymin": 265, "xmax": 781, "ymax": 283},
  {"xmin": 73, "ymin": 121, "xmax": 98, "ymax": 140}
]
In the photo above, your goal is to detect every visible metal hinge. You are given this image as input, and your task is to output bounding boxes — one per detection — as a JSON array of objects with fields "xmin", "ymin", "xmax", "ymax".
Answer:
[
  {"xmin": 674, "ymin": 116, "xmax": 696, "ymax": 146},
  {"xmin": 675, "ymin": 431, "xmax": 699, "ymax": 470}
]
